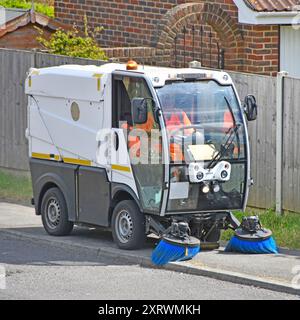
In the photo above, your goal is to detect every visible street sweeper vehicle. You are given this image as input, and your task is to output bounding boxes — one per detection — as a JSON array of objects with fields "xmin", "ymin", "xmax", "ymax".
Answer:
[{"xmin": 25, "ymin": 60, "xmax": 278, "ymax": 266}]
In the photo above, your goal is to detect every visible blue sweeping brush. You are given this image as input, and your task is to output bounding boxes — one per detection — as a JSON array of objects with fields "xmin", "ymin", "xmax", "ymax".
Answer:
[
  {"xmin": 225, "ymin": 216, "xmax": 278, "ymax": 254},
  {"xmin": 151, "ymin": 222, "xmax": 200, "ymax": 266},
  {"xmin": 152, "ymin": 236, "xmax": 200, "ymax": 266}
]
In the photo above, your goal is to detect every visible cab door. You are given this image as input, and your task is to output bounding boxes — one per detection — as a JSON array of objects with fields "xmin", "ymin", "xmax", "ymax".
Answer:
[{"xmin": 112, "ymin": 72, "xmax": 164, "ymax": 214}]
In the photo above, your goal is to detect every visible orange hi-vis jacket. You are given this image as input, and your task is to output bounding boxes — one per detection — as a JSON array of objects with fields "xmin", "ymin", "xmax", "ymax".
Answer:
[
  {"xmin": 223, "ymin": 111, "xmax": 234, "ymax": 131},
  {"xmin": 122, "ymin": 112, "xmax": 156, "ymax": 158},
  {"xmin": 165, "ymin": 111, "xmax": 193, "ymax": 162}
]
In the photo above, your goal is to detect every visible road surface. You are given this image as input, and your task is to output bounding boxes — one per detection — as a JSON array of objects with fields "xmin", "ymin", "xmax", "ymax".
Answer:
[{"xmin": 0, "ymin": 233, "xmax": 298, "ymax": 300}]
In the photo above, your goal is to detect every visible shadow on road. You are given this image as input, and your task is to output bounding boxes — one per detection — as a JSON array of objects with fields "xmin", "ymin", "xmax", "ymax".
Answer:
[{"xmin": 0, "ymin": 226, "xmax": 157, "ymax": 267}]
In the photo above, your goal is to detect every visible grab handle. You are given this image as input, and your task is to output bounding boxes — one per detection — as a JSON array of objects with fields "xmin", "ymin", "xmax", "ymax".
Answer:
[{"xmin": 114, "ymin": 132, "xmax": 119, "ymax": 151}]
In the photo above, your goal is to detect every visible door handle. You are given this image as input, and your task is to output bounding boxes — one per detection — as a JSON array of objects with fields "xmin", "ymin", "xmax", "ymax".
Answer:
[{"xmin": 114, "ymin": 132, "xmax": 119, "ymax": 151}]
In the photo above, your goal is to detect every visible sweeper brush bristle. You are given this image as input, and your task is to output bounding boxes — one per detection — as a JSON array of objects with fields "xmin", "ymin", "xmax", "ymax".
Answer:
[
  {"xmin": 225, "ymin": 236, "xmax": 278, "ymax": 254},
  {"xmin": 225, "ymin": 216, "xmax": 279, "ymax": 254},
  {"xmin": 152, "ymin": 239, "xmax": 200, "ymax": 266}
]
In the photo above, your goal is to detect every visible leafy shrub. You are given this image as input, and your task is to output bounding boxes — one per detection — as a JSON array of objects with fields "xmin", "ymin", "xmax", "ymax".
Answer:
[
  {"xmin": 0, "ymin": 0, "xmax": 54, "ymax": 18},
  {"xmin": 36, "ymin": 15, "xmax": 108, "ymax": 60}
]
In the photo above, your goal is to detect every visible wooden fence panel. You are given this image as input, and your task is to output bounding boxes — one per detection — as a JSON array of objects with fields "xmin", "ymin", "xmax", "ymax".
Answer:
[
  {"xmin": 230, "ymin": 72, "xmax": 277, "ymax": 209},
  {"xmin": 283, "ymin": 77, "xmax": 300, "ymax": 212},
  {"xmin": 0, "ymin": 49, "xmax": 32, "ymax": 171},
  {"xmin": 35, "ymin": 52, "xmax": 106, "ymax": 68}
]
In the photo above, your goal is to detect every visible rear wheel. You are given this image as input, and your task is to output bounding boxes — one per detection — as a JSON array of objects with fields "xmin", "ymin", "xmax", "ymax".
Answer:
[
  {"xmin": 41, "ymin": 187, "xmax": 74, "ymax": 236},
  {"xmin": 112, "ymin": 200, "xmax": 146, "ymax": 250}
]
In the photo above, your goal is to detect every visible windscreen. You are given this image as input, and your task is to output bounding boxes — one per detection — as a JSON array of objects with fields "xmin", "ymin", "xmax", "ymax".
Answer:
[{"xmin": 156, "ymin": 80, "xmax": 248, "ymax": 212}]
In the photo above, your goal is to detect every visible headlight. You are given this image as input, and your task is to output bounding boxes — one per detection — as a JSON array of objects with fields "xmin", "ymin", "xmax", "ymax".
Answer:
[
  {"xmin": 196, "ymin": 172, "xmax": 204, "ymax": 181},
  {"xmin": 202, "ymin": 183, "xmax": 210, "ymax": 194},
  {"xmin": 213, "ymin": 183, "xmax": 220, "ymax": 193},
  {"xmin": 221, "ymin": 170, "xmax": 228, "ymax": 179}
]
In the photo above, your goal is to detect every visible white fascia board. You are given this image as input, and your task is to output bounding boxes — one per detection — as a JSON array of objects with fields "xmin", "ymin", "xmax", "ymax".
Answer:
[{"xmin": 233, "ymin": 0, "xmax": 300, "ymax": 25}]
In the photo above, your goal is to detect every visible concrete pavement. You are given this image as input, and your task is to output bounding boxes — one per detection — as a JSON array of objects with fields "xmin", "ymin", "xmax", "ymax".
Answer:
[{"xmin": 0, "ymin": 202, "xmax": 299, "ymax": 296}]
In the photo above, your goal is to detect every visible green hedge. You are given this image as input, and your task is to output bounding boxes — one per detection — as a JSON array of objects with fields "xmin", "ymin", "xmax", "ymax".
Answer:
[{"xmin": 0, "ymin": 0, "xmax": 54, "ymax": 18}]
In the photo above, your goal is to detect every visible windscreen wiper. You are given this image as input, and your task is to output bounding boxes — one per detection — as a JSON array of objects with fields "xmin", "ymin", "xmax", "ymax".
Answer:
[
  {"xmin": 207, "ymin": 97, "xmax": 240, "ymax": 169},
  {"xmin": 207, "ymin": 124, "xmax": 240, "ymax": 169}
]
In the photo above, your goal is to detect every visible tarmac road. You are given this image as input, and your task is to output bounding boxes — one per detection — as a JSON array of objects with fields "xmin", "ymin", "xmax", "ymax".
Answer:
[{"xmin": 0, "ymin": 233, "xmax": 299, "ymax": 300}]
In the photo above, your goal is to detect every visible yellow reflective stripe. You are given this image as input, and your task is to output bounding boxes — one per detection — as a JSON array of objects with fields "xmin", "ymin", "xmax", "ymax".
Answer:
[
  {"xmin": 31, "ymin": 153, "xmax": 91, "ymax": 166},
  {"xmin": 63, "ymin": 158, "xmax": 92, "ymax": 166},
  {"xmin": 32, "ymin": 153, "xmax": 60, "ymax": 161},
  {"xmin": 28, "ymin": 70, "xmax": 39, "ymax": 88},
  {"xmin": 111, "ymin": 165, "xmax": 131, "ymax": 173},
  {"xmin": 93, "ymin": 73, "xmax": 103, "ymax": 91},
  {"xmin": 31, "ymin": 70, "xmax": 40, "ymax": 76}
]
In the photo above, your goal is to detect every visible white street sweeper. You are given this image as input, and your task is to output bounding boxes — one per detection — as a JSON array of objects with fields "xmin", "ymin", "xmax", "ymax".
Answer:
[{"xmin": 25, "ymin": 60, "xmax": 277, "ymax": 265}]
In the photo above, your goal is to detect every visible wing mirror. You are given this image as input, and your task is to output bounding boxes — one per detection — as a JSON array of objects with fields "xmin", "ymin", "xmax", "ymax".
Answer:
[
  {"xmin": 131, "ymin": 98, "xmax": 148, "ymax": 125},
  {"xmin": 243, "ymin": 95, "xmax": 258, "ymax": 121}
]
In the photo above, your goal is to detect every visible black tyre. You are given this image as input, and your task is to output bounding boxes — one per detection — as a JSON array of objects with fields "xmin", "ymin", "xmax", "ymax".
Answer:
[
  {"xmin": 111, "ymin": 200, "xmax": 146, "ymax": 250},
  {"xmin": 41, "ymin": 187, "xmax": 74, "ymax": 236}
]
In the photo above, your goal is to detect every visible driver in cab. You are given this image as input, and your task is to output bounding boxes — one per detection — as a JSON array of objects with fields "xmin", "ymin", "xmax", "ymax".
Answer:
[{"xmin": 160, "ymin": 94, "xmax": 194, "ymax": 162}]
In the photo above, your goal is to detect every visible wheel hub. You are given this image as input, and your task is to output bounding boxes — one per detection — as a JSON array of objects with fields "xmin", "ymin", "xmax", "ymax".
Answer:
[
  {"xmin": 46, "ymin": 198, "xmax": 61, "ymax": 228},
  {"xmin": 117, "ymin": 210, "xmax": 133, "ymax": 243}
]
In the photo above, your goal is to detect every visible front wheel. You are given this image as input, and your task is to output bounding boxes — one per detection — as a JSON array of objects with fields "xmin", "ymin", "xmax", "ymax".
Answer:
[
  {"xmin": 111, "ymin": 200, "xmax": 146, "ymax": 250},
  {"xmin": 41, "ymin": 187, "xmax": 74, "ymax": 236}
]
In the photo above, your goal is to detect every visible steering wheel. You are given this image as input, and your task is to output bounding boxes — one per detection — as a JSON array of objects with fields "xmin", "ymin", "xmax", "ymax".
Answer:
[
  {"xmin": 168, "ymin": 124, "xmax": 205, "ymax": 146},
  {"xmin": 169, "ymin": 124, "xmax": 241, "ymax": 161}
]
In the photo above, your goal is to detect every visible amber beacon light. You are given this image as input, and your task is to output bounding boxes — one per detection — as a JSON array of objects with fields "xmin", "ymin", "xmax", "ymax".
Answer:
[{"xmin": 126, "ymin": 60, "xmax": 138, "ymax": 70}]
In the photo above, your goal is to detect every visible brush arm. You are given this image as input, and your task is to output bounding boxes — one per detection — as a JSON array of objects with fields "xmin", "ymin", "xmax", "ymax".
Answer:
[{"xmin": 227, "ymin": 212, "xmax": 241, "ymax": 230}]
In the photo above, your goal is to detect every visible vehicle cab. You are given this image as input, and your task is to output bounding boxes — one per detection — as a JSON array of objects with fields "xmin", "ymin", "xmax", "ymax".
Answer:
[{"xmin": 109, "ymin": 63, "xmax": 257, "ymax": 218}]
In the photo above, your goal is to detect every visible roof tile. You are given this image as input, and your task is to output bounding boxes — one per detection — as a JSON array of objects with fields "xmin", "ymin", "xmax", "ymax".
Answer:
[{"xmin": 245, "ymin": 0, "xmax": 300, "ymax": 12}]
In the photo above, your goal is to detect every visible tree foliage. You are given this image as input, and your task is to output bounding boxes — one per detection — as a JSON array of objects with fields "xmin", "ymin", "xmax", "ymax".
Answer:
[
  {"xmin": 36, "ymin": 16, "xmax": 108, "ymax": 60},
  {"xmin": 0, "ymin": 0, "xmax": 54, "ymax": 17}
]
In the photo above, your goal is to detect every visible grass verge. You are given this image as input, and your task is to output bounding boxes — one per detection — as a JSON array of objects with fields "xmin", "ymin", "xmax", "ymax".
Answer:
[
  {"xmin": 0, "ymin": 170, "xmax": 32, "ymax": 206},
  {"xmin": 222, "ymin": 209, "xmax": 300, "ymax": 250},
  {"xmin": 0, "ymin": 0, "xmax": 54, "ymax": 18}
]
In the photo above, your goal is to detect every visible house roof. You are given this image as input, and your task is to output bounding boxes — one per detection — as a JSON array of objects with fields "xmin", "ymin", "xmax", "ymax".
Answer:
[
  {"xmin": 234, "ymin": 0, "xmax": 300, "ymax": 24},
  {"xmin": 244, "ymin": 0, "xmax": 300, "ymax": 12},
  {"xmin": 2, "ymin": 8, "xmax": 28, "ymax": 23},
  {"xmin": 0, "ymin": 8, "xmax": 70, "ymax": 38}
]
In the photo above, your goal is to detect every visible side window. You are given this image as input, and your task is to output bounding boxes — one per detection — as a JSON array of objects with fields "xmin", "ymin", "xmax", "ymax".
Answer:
[
  {"xmin": 113, "ymin": 76, "xmax": 158, "ymax": 130},
  {"xmin": 112, "ymin": 78, "xmax": 132, "ymax": 126},
  {"xmin": 124, "ymin": 76, "xmax": 151, "ymax": 101}
]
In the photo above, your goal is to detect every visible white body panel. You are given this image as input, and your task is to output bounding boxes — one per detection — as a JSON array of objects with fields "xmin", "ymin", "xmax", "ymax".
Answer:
[{"xmin": 26, "ymin": 65, "xmax": 111, "ymax": 167}]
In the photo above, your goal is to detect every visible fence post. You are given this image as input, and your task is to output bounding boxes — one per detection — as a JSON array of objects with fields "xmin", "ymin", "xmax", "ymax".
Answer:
[
  {"xmin": 30, "ymin": 49, "xmax": 36, "ymax": 68},
  {"xmin": 276, "ymin": 71, "xmax": 288, "ymax": 216}
]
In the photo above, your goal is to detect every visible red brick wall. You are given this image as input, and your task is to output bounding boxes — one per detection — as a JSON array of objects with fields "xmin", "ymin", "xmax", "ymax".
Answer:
[
  {"xmin": 243, "ymin": 25, "xmax": 279, "ymax": 75},
  {"xmin": 54, "ymin": 0, "xmax": 279, "ymax": 75}
]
